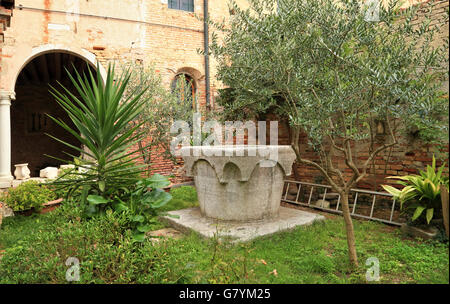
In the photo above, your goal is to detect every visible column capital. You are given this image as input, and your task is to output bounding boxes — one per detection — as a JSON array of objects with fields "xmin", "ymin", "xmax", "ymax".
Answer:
[{"xmin": 0, "ymin": 90, "xmax": 15, "ymax": 105}]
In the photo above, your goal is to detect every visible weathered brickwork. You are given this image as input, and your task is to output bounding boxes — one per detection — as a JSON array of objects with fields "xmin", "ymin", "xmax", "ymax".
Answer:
[
  {"xmin": 0, "ymin": 0, "xmax": 447, "ymax": 187},
  {"xmin": 0, "ymin": 3, "xmax": 13, "ymax": 77},
  {"xmin": 0, "ymin": 0, "xmax": 247, "ymax": 183}
]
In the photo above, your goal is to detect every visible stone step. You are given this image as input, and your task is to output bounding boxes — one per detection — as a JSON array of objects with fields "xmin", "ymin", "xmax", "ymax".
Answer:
[
  {"xmin": 287, "ymin": 185, "xmax": 299, "ymax": 195},
  {"xmin": 314, "ymin": 200, "xmax": 330, "ymax": 208},
  {"xmin": 320, "ymin": 192, "xmax": 340, "ymax": 200},
  {"xmin": 285, "ymin": 193, "xmax": 298, "ymax": 201}
]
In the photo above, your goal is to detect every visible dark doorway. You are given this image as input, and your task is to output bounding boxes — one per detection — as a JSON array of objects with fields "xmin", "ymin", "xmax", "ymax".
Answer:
[{"xmin": 13, "ymin": 52, "xmax": 96, "ymax": 177}]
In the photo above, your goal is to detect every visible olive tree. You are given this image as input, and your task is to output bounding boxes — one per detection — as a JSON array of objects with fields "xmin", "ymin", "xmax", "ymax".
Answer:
[
  {"xmin": 120, "ymin": 62, "xmax": 196, "ymax": 175},
  {"xmin": 208, "ymin": 0, "xmax": 449, "ymax": 266}
]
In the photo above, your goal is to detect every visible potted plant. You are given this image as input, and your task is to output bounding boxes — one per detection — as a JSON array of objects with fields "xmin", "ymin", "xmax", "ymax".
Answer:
[
  {"xmin": 0, "ymin": 180, "xmax": 59, "ymax": 216},
  {"xmin": 382, "ymin": 156, "xmax": 449, "ymax": 239}
]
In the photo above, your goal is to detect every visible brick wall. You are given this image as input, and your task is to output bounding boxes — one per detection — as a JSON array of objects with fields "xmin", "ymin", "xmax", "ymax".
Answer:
[
  {"xmin": 0, "ymin": 4, "xmax": 12, "ymax": 78},
  {"xmin": 1, "ymin": 1, "xmax": 447, "ymax": 186},
  {"xmin": 0, "ymin": 0, "xmax": 248, "ymax": 181},
  {"xmin": 267, "ymin": 114, "xmax": 449, "ymax": 192}
]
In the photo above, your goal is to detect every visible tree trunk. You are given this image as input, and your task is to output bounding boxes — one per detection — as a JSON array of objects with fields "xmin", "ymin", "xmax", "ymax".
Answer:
[
  {"xmin": 287, "ymin": 124, "xmax": 302, "ymax": 184},
  {"xmin": 340, "ymin": 191, "xmax": 359, "ymax": 267},
  {"xmin": 441, "ymin": 185, "xmax": 449, "ymax": 238}
]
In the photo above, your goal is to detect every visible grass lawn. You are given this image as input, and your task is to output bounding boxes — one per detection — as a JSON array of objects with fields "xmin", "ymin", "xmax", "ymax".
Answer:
[{"xmin": 0, "ymin": 186, "xmax": 448, "ymax": 284}]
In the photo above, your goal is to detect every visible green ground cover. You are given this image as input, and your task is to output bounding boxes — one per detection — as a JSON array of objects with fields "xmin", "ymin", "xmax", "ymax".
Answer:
[{"xmin": 0, "ymin": 186, "xmax": 448, "ymax": 284}]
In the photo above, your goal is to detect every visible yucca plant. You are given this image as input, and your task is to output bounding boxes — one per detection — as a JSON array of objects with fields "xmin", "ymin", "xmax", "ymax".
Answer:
[
  {"xmin": 382, "ymin": 156, "xmax": 448, "ymax": 224},
  {"xmin": 46, "ymin": 63, "xmax": 149, "ymax": 208}
]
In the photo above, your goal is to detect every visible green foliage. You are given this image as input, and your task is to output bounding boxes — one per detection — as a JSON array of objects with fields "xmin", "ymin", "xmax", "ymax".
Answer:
[
  {"xmin": 382, "ymin": 156, "xmax": 448, "ymax": 224},
  {"xmin": 47, "ymin": 63, "xmax": 149, "ymax": 202},
  {"xmin": 0, "ymin": 181, "xmax": 56, "ymax": 212},
  {"xmin": 208, "ymin": 0, "xmax": 449, "ymax": 266},
  {"xmin": 120, "ymin": 62, "xmax": 195, "ymax": 171},
  {"xmin": 209, "ymin": 0, "xmax": 449, "ymax": 180},
  {"xmin": 51, "ymin": 167, "xmax": 82, "ymax": 199},
  {"xmin": 71, "ymin": 173, "xmax": 173, "ymax": 242},
  {"xmin": 1, "ymin": 200, "xmax": 448, "ymax": 283},
  {"xmin": 161, "ymin": 186, "xmax": 198, "ymax": 212},
  {"xmin": 109, "ymin": 174, "xmax": 173, "ymax": 242}
]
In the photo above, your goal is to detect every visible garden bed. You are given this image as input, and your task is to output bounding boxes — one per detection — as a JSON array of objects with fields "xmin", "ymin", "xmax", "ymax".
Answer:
[{"xmin": 0, "ymin": 186, "xmax": 448, "ymax": 284}]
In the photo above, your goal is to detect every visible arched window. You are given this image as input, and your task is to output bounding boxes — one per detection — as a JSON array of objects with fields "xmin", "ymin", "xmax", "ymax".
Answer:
[{"xmin": 171, "ymin": 73, "xmax": 196, "ymax": 109}]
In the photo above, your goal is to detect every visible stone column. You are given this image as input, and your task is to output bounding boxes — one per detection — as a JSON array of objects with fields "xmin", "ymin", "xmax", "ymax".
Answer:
[{"xmin": 0, "ymin": 90, "xmax": 14, "ymax": 188}]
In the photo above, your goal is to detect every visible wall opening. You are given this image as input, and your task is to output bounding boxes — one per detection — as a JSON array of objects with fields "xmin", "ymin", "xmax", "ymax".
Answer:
[
  {"xmin": 12, "ymin": 52, "xmax": 96, "ymax": 177},
  {"xmin": 171, "ymin": 73, "xmax": 197, "ymax": 109}
]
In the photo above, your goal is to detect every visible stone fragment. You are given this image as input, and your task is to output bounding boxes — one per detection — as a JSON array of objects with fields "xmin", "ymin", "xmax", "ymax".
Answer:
[
  {"xmin": 400, "ymin": 224, "xmax": 439, "ymax": 240},
  {"xmin": 0, "ymin": 202, "xmax": 14, "ymax": 218},
  {"xmin": 59, "ymin": 164, "xmax": 75, "ymax": 170},
  {"xmin": 314, "ymin": 199, "xmax": 330, "ymax": 208},
  {"xmin": 147, "ymin": 228, "xmax": 183, "ymax": 243},
  {"xmin": 14, "ymin": 163, "xmax": 30, "ymax": 180},
  {"xmin": 40, "ymin": 167, "xmax": 59, "ymax": 179}
]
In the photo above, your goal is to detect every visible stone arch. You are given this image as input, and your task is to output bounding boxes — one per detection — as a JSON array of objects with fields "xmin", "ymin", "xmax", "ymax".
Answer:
[
  {"xmin": 8, "ymin": 46, "xmax": 106, "ymax": 177},
  {"xmin": 171, "ymin": 66, "xmax": 204, "ymax": 110},
  {"xmin": 175, "ymin": 66, "xmax": 203, "ymax": 80},
  {"xmin": 7, "ymin": 44, "xmax": 106, "ymax": 92},
  {"xmin": 191, "ymin": 158, "xmax": 214, "ymax": 176},
  {"xmin": 222, "ymin": 162, "xmax": 243, "ymax": 183}
]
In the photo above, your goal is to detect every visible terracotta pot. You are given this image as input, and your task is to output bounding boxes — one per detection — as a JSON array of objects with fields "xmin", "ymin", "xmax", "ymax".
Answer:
[
  {"xmin": 40, "ymin": 198, "xmax": 63, "ymax": 214},
  {"xmin": 15, "ymin": 198, "xmax": 63, "ymax": 216},
  {"xmin": 16, "ymin": 208, "xmax": 35, "ymax": 216}
]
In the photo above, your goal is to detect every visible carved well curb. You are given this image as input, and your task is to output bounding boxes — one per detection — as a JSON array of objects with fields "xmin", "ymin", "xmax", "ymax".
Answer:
[{"xmin": 181, "ymin": 145, "xmax": 296, "ymax": 221}]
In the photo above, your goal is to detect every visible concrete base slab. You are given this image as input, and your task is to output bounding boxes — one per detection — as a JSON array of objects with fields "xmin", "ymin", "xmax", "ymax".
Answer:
[
  {"xmin": 161, "ymin": 207, "xmax": 325, "ymax": 242},
  {"xmin": 0, "ymin": 181, "xmax": 11, "ymax": 189}
]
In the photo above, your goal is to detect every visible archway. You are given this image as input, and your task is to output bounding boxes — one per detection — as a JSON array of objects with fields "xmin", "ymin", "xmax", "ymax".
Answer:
[
  {"xmin": 12, "ymin": 52, "xmax": 97, "ymax": 177},
  {"xmin": 171, "ymin": 73, "xmax": 197, "ymax": 109}
]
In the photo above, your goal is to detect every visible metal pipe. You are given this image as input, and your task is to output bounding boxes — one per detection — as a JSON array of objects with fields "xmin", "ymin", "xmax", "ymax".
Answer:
[{"xmin": 203, "ymin": 0, "xmax": 211, "ymax": 108}]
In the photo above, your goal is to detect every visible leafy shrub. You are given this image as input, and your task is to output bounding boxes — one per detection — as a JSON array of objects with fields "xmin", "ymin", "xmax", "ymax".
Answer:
[
  {"xmin": 113, "ymin": 174, "xmax": 172, "ymax": 241},
  {"xmin": 75, "ymin": 174, "xmax": 172, "ymax": 242},
  {"xmin": 0, "ymin": 181, "xmax": 57, "ymax": 212},
  {"xmin": 48, "ymin": 64, "xmax": 149, "ymax": 203},
  {"xmin": 382, "ymin": 156, "xmax": 448, "ymax": 225},
  {"xmin": 0, "ymin": 198, "xmax": 448, "ymax": 284},
  {"xmin": 46, "ymin": 63, "xmax": 177, "ymax": 242}
]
